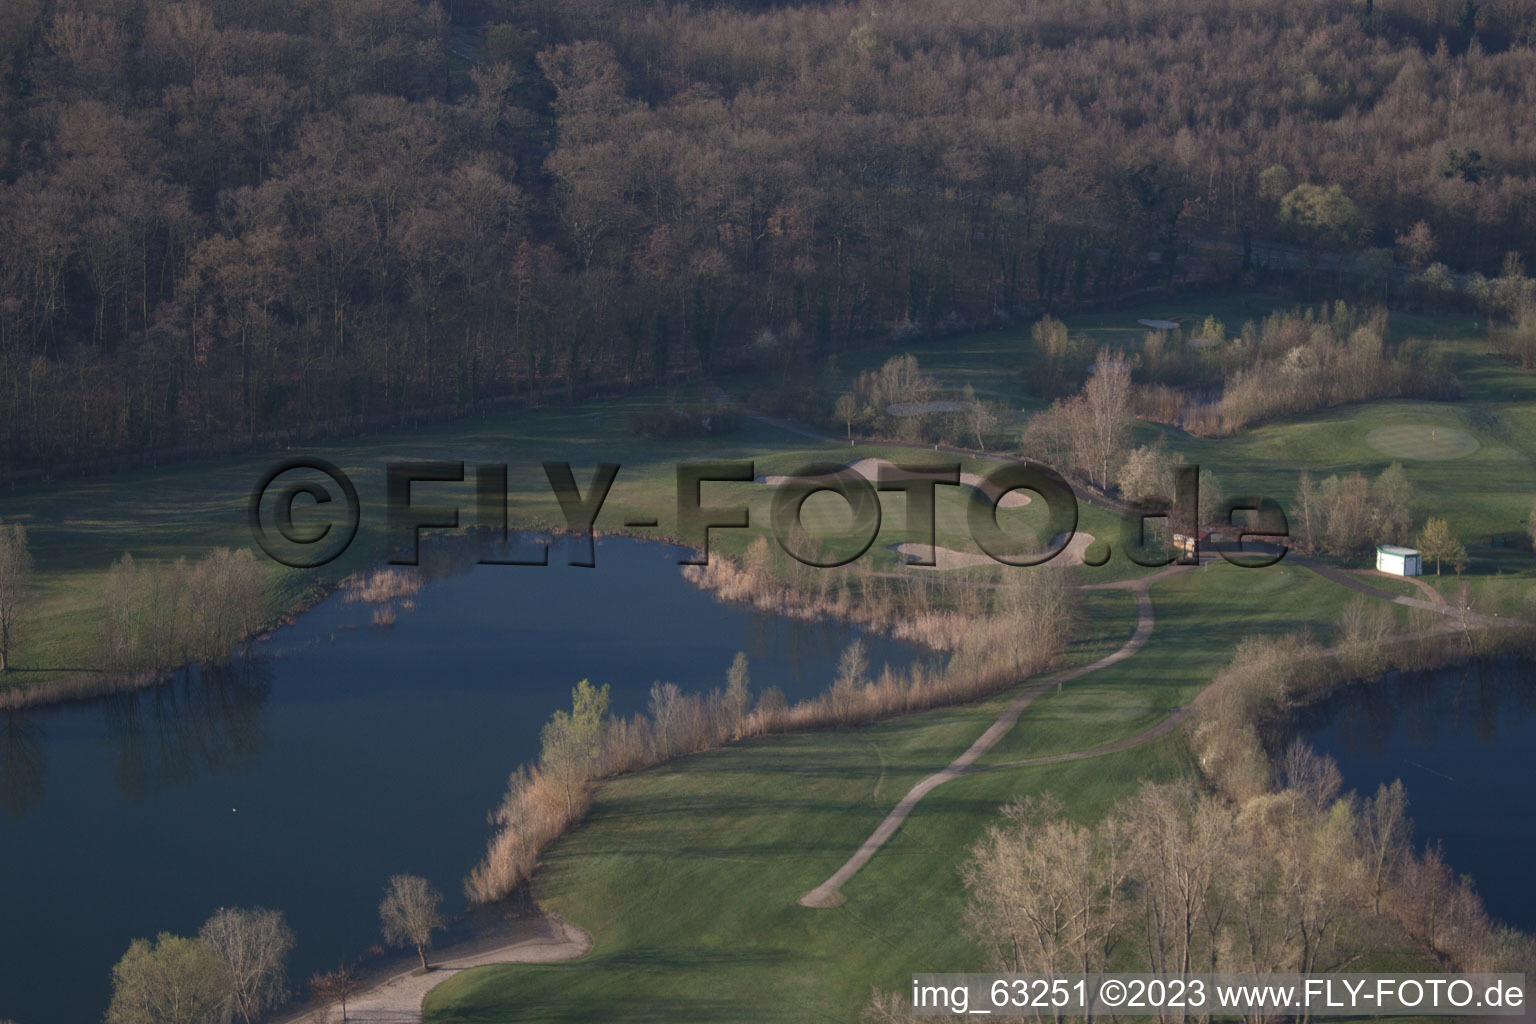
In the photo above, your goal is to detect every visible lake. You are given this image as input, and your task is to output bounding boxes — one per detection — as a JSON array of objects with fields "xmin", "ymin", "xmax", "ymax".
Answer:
[
  {"xmin": 1293, "ymin": 659, "xmax": 1536, "ymax": 933},
  {"xmin": 0, "ymin": 536, "xmax": 923, "ymax": 1024}
]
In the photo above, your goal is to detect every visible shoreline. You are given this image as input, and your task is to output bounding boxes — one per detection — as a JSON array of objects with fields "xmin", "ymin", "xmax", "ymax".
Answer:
[
  {"xmin": 0, "ymin": 575, "xmax": 341, "ymax": 712},
  {"xmin": 0, "ymin": 523, "xmax": 690, "ymax": 712}
]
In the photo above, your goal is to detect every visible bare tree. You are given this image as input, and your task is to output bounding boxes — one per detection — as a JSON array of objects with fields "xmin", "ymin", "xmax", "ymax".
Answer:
[
  {"xmin": 860, "ymin": 991, "xmax": 923, "ymax": 1023},
  {"xmin": 1358, "ymin": 780, "xmax": 1411, "ymax": 916},
  {"xmin": 199, "ymin": 906, "xmax": 294, "ymax": 1024},
  {"xmin": 308, "ymin": 966, "xmax": 360, "ymax": 1022},
  {"xmin": 1320, "ymin": 472, "xmax": 1375, "ymax": 556},
  {"xmin": 0, "ymin": 520, "xmax": 32, "ymax": 673},
  {"xmin": 647, "ymin": 680, "xmax": 682, "ymax": 757},
  {"xmin": 1081, "ymin": 350, "xmax": 1133, "ymax": 491},
  {"xmin": 834, "ymin": 392, "xmax": 859, "ymax": 442},
  {"xmin": 1021, "ymin": 351, "xmax": 1131, "ymax": 489},
  {"xmin": 1277, "ymin": 740, "xmax": 1343, "ymax": 810},
  {"xmin": 1370, "ymin": 463, "xmax": 1415, "ymax": 545},
  {"xmin": 1395, "ymin": 220, "xmax": 1437, "ymax": 270},
  {"xmin": 830, "ymin": 638, "xmax": 868, "ymax": 724},
  {"xmin": 959, "ymin": 383, "xmax": 998, "ymax": 450},
  {"xmin": 724, "ymin": 652, "xmax": 751, "ymax": 737},
  {"xmin": 963, "ymin": 794, "xmax": 1127, "ymax": 982},
  {"xmin": 379, "ymin": 874, "xmax": 444, "ymax": 970},
  {"xmin": 1123, "ymin": 783, "xmax": 1232, "ymax": 977}
]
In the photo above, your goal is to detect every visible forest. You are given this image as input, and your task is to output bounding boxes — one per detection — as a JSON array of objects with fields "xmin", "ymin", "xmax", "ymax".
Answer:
[{"xmin": 2, "ymin": 0, "xmax": 1536, "ymax": 473}]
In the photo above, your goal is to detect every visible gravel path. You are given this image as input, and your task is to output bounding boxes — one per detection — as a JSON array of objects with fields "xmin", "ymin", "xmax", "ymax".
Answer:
[{"xmin": 293, "ymin": 916, "xmax": 591, "ymax": 1024}]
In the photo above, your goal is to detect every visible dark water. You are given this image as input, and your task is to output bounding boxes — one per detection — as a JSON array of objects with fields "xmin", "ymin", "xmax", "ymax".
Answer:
[
  {"xmin": 0, "ymin": 536, "xmax": 922, "ymax": 1024},
  {"xmin": 1293, "ymin": 660, "xmax": 1536, "ymax": 932}
]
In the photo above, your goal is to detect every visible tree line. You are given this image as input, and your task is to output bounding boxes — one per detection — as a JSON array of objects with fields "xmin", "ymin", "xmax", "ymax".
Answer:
[
  {"xmin": 950, "ymin": 766, "xmax": 1533, "ymax": 1022},
  {"xmin": 4, "ymin": 0, "xmax": 1536, "ymax": 473},
  {"xmin": 101, "ymin": 875, "xmax": 446, "ymax": 1024},
  {"xmin": 866, "ymin": 604, "xmax": 1536, "ymax": 1023},
  {"xmin": 100, "ymin": 548, "xmax": 269, "ymax": 674}
]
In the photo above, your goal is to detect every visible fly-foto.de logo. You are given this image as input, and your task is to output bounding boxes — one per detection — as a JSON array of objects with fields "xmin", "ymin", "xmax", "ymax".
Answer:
[{"xmin": 248, "ymin": 458, "xmax": 1290, "ymax": 571}]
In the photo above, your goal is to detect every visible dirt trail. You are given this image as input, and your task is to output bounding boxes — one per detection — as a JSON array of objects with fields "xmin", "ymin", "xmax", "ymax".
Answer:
[
  {"xmin": 797, "ymin": 554, "xmax": 1518, "ymax": 909},
  {"xmin": 797, "ymin": 579, "xmax": 1160, "ymax": 908},
  {"xmin": 290, "ymin": 916, "xmax": 591, "ymax": 1024}
]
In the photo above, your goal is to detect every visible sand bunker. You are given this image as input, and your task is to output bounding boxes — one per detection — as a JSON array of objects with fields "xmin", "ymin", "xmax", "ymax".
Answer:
[
  {"xmin": 1138, "ymin": 318, "xmax": 1180, "ymax": 330},
  {"xmin": 893, "ymin": 543, "xmax": 995, "ymax": 570},
  {"xmin": 762, "ymin": 457, "xmax": 1031, "ymax": 507},
  {"xmin": 896, "ymin": 532, "xmax": 1096, "ymax": 570}
]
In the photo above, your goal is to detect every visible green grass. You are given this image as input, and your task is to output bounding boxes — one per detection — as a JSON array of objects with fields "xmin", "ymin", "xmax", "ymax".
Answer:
[
  {"xmin": 424, "ymin": 712, "xmax": 1192, "ymax": 1024},
  {"xmin": 6, "ymin": 289, "xmax": 1521, "ymax": 1020},
  {"xmin": 419, "ymin": 551, "xmax": 1442, "ymax": 1024},
  {"xmin": 730, "ymin": 291, "xmax": 1536, "ymax": 593},
  {"xmin": 416, "ymin": 294, "xmax": 1536, "ymax": 1024},
  {"xmin": 978, "ymin": 561, "xmax": 1353, "ymax": 765}
]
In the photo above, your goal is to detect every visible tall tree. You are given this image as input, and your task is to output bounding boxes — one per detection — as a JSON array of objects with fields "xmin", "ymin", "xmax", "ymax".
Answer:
[
  {"xmin": 1039, "ymin": 349, "xmax": 1132, "ymax": 490},
  {"xmin": 1415, "ymin": 517, "xmax": 1466, "ymax": 575},
  {"xmin": 724, "ymin": 652, "xmax": 751, "ymax": 738},
  {"xmin": 379, "ymin": 874, "xmax": 444, "ymax": 970},
  {"xmin": 539, "ymin": 678, "xmax": 611, "ymax": 813},
  {"xmin": 1278, "ymin": 183, "xmax": 1362, "ymax": 271},
  {"xmin": 1371, "ymin": 463, "xmax": 1415, "ymax": 545},
  {"xmin": 199, "ymin": 906, "xmax": 294, "ymax": 1024},
  {"xmin": 1358, "ymin": 780, "xmax": 1412, "ymax": 916},
  {"xmin": 0, "ymin": 520, "xmax": 31, "ymax": 673},
  {"xmin": 963, "ymin": 794, "xmax": 1127, "ymax": 978}
]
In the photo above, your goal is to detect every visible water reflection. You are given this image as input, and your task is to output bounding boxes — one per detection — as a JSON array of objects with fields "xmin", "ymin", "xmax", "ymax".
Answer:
[
  {"xmin": 104, "ymin": 658, "xmax": 273, "ymax": 804},
  {"xmin": 1295, "ymin": 658, "xmax": 1536, "ymax": 932},
  {"xmin": 0, "ymin": 711, "xmax": 46, "ymax": 818},
  {"xmin": 1, "ymin": 535, "xmax": 923, "ymax": 1024},
  {"xmin": 1305, "ymin": 658, "xmax": 1536, "ymax": 760},
  {"xmin": 0, "ymin": 657, "xmax": 275, "ymax": 819}
]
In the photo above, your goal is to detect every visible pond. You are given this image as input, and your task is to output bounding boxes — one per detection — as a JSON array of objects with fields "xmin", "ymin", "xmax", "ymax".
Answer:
[
  {"xmin": 0, "ymin": 536, "xmax": 924, "ymax": 1024},
  {"xmin": 1293, "ymin": 659, "xmax": 1536, "ymax": 933}
]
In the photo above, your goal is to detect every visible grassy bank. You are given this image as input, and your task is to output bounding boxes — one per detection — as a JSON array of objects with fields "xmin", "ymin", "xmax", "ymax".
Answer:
[
  {"xmin": 422, "ymin": 556, "xmax": 1434, "ymax": 1024},
  {"xmin": 426, "ymin": 712, "xmax": 1192, "ymax": 1023}
]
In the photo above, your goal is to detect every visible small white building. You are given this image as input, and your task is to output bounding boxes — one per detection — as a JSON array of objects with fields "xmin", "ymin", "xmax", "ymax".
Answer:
[{"xmin": 1376, "ymin": 544, "xmax": 1422, "ymax": 577}]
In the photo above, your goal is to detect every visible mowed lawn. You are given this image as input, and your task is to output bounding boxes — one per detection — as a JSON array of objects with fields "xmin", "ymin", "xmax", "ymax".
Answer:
[
  {"xmin": 425, "ymin": 714, "xmax": 1191, "ymax": 1024},
  {"xmin": 422, "ymin": 561, "xmax": 1373, "ymax": 1024},
  {"xmin": 976, "ymin": 561, "xmax": 1360, "ymax": 765}
]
